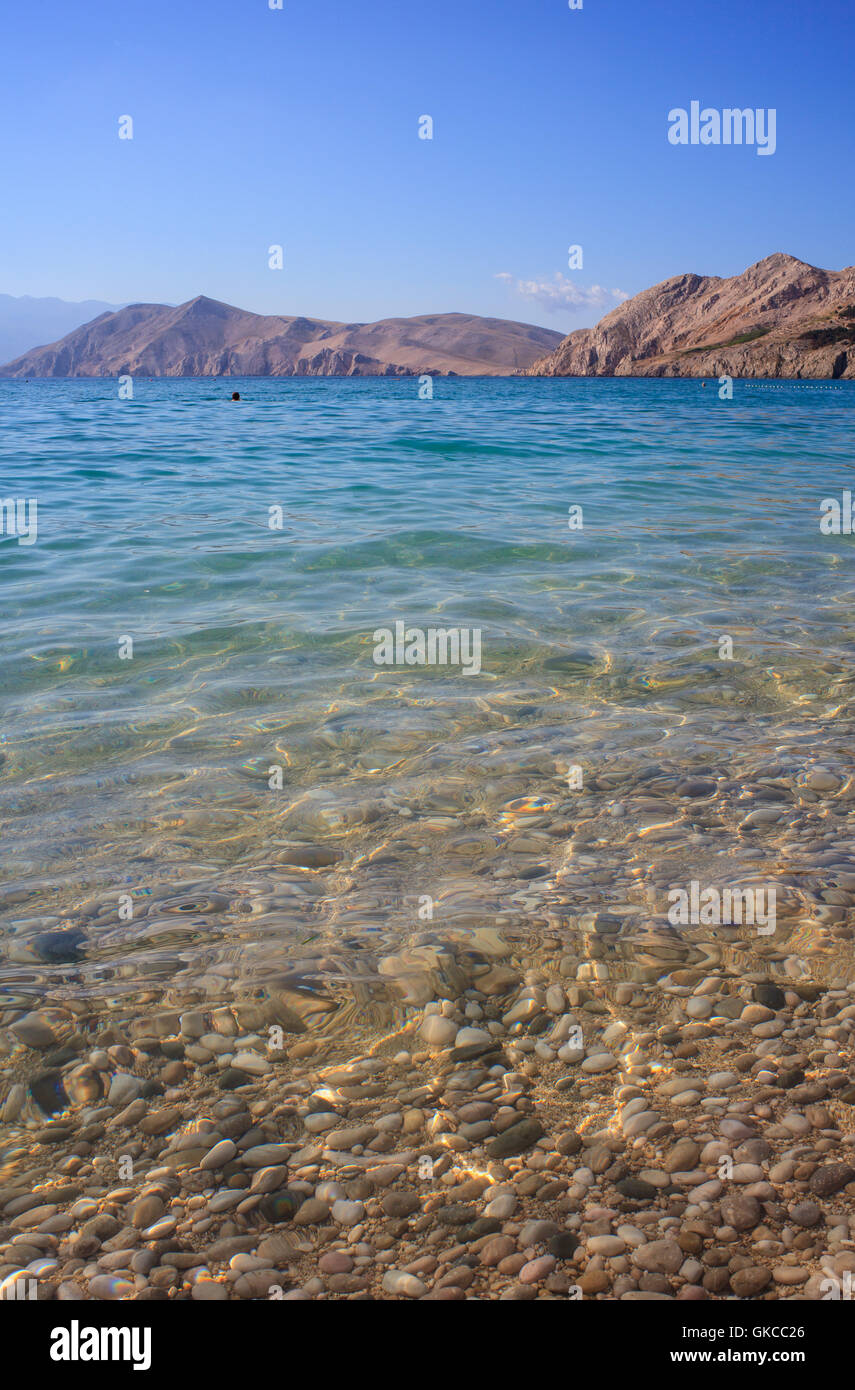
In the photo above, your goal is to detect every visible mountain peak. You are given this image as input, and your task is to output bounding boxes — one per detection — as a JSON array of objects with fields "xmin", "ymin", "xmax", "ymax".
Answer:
[
  {"xmin": 173, "ymin": 295, "xmax": 243, "ymax": 319},
  {"xmin": 528, "ymin": 254, "xmax": 855, "ymax": 379},
  {"xmin": 746, "ymin": 252, "xmax": 815, "ymax": 274}
]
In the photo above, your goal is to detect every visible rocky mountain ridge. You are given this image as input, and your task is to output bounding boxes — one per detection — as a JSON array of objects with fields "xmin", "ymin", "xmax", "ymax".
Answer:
[
  {"xmin": 0, "ymin": 298, "xmax": 563, "ymax": 378},
  {"xmin": 527, "ymin": 255, "xmax": 855, "ymax": 379}
]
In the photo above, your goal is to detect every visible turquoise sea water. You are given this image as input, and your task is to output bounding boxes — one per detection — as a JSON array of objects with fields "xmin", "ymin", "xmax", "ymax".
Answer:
[{"xmin": 1, "ymin": 377, "xmax": 854, "ymax": 1035}]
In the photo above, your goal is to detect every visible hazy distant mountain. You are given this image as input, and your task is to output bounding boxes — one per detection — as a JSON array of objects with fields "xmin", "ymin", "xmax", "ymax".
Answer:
[
  {"xmin": 527, "ymin": 255, "xmax": 855, "ymax": 378},
  {"xmin": 0, "ymin": 297, "xmax": 564, "ymax": 377},
  {"xmin": 0, "ymin": 294, "xmax": 122, "ymax": 365}
]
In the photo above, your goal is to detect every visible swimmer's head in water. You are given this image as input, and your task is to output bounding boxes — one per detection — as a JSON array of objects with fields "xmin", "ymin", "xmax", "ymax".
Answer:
[{"xmin": 231, "ymin": 391, "xmax": 241, "ymax": 401}]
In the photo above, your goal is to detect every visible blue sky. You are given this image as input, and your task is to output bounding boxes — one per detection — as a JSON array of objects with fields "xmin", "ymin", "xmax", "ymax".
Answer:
[{"xmin": 1, "ymin": 0, "xmax": 852, "ymax": 330}]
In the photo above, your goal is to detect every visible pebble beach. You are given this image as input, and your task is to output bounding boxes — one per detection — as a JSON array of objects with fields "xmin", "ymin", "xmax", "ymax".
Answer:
[
  {"xmin": 3, "ymin": 759, "xmax": 855, "ymax": 1302},
  {"xmin": 1, "ymin": 377, "xmax": 854, "ymax": 1304}
]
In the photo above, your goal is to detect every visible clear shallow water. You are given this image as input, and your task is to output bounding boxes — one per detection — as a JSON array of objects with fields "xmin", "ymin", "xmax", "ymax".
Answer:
[{"xmin": 1, "ymin": 377, "xmax": 854, "ymax": 1041}]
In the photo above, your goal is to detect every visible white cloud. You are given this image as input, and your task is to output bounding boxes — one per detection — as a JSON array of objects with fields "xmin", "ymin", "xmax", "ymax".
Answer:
[{"xmin": 495, "ymin": 271, "xmax": 629, "ymax": 313}]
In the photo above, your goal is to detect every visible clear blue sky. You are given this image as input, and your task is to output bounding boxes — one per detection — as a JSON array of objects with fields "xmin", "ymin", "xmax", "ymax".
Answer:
[{"xmin": 1, "ymin": 0, "xmax": 852, "ymax": 330}]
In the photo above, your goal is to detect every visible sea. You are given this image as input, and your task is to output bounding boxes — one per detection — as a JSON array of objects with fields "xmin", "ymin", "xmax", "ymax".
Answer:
[{"xmin": 1, "ymin": 375, "xmax": 853, "ymax": 1052}]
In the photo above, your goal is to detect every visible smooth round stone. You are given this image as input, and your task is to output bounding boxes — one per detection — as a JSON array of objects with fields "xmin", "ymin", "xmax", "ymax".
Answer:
[
  {"xmin": 457, "ymin": 1101, "xmax": 495, "ymax": 1124},
  {"xmin": 230, "ymin": 1255, "xmax": 269, "ymax": 1273},
  {"xmin": 420, "ymin": 1016, "xmax": 458, "ymax": 1047},
  {"xmin": 720, "ymin": 1194, "xmax": 762, "ymax": 1230},
  {"xmin": 256, "ymin": 1234, "xmax": 300, "ymax": 1263},
  {"xmin": 108, "ymin": 1074, "xmax": 141, "ymax": 1106},
  {"xmin": 691, "ymin": 1180, "xmax": 723, "ymax": 1202},
  {"xmin": 658, "ymin": 1077, "xmax": 699, "ymax": 1098},
  {"xmin": 192, "ymin": 1280, "xmax": 228, "ymax": 1300},
  {"xmin": 732, "ymin": 1164, "xmax": 765, "ymax": 1183},
  {"xmin": 65, "ymin": 1066, "xmax": 103, "ymax": 1105},
  {"xmin": 720, "ymin": 1118, "xmax": 756, "ymax": 1140},
  {"xmin": 2, "ymin": 1083, "xmax": 27, "ymax": 1121},
  {"xmin": 12, "ymin": 1204, "xmax": 58, "ymax": 1229},
  {"xmin": 616, "ymin": 1225, "xmax": 647, "ymax": 1248},
  {"xmin": 708, "ymin": 1072, "xmax": 738, "ymax": 1090},
  {"xmin": 375, "ymin": 1111, "xmax": 403, "ymax": 1133},
  {"xmin": 753, "ymin": 1020, "xmax": 786, "ymax": 1038},
  {"xmin": 483, "ymin": 1195, "xmax": 517, "ymax": 1219},
  {"xmin": 769, "ymin": 1159, "xmax": 796, "ymax": 1182},
  {"xmin": 218, "ymin": 1068, "xmax": 253, "ymax": 1090},
  {"xmin": 454, "ymin": 1027, "xmax": 492, "ymax": 1048},
  {"xmin": 587, "ymin": 1235, "xmax": 626, "ymax": 1256},
  {"xmin": 782, "ymin": 1113, "xmax": 810, "ymax": 1135},
  {"xmin": 69, "ymin": 1199, "xmax": 100, "ymax": 1220},
  {"xmin": 303, "ymin": 1112, "xmax": 339, "ymax": 1134},
  {"xmin": 331, "ymin": 1200, "xmax": 364, "ymax": 1227},
  {"xmin": 631, "ymin": 1240, "xmax": 683, "ymax": 1274},
  {"xmin": 790, "ymin": 1201, "xmax": 821, "ymax": 1227},
  {"xmin": 754, "ymin": 982, "xmax": 786, "ymax": 1009},
  {"xmin": 143, "ymin": 1217, "xmax": 178, "ymax": 1239},
  {"xmin": 88, "ymin": 1275, "xmax": 135, "ymax": 1300},
  {"xmin": 242, "ymin": 1143, "xmax": 292, "ymax": 1168},
  {"xmin": 231, "ymin": 1051, "xmax": 271, "ymax": 1076},
  {"xmin": 638, "ymin": 1169, "xmax": 669, "ymax": 1188},
  {"xmin": 315, "ymin": 1182, "xmax": 347, "ymax": 1204},
  {"xmin": 519, "ymin": 1255, "xmax": 555, "ymax": 1284},
  {"xmin": 582, "ymin": 1052, "xmax": 617, "ymax": 1074},
  {"xmin": 671, "ymin": 1089, "xmax": 702, "ymax": 1107},
  {"xmin": 519, "ymin": 1220, "xmax": 561, "ymax": 1245},
  {"xmin": 325, "ymin": 1124, "xmax": 377, "ymax": 1150},
  {"xmin": 622, "ymin": 1110, "xmax": 659, "ymax": 1138},
  {"xmin": 686, "ymin": 998, "xmax": 713, "ymax": 1019},
  {"xmin": 129, "ymin": 1195, "xmax": 165, "ymax": 1229},
  {"xmin": 664, "ymin": 1140, "xmax": 701, "ymax": 1172},
  {"xmin": 208, "ymin": 1192, "xmax": 245, "ymax": 1213},
  {"xmin": 201, "ymin": 1140, "xmax": 238, "ymax": 1170},
  {"xmin": 677, "ymin": 778, "xmax": 715, "ymax": 798},
  {"xmin": 319, "ymin": 1252, "xmax": 353, "ymax": 1274},
  {"xmin": 486, "ymin": 1118, "xmax": 544, "ymax": 1159},
  {"xmin": 741, "ymin": 1004, "xmax": 774, "ymax": 1024},
  {"xmin": 480, "ymin": 1236, "xmax": 516, "ymax": 1266},
  {"xmin": 741, "ymin": 807, "xmax": 784, "ymax": 827},
  {"xmin": 548, "ymin": 1233, "xmax": 580, "ymax": 1260},
  {"xmin": 809, "ymin": 1164, "xmax": 855, "ymax": 1198},
  {"xmin": 806, "ymin": 770, "xmax": 839, "ymax": 792},
  {"xmin": 504, "ymin": 997, "xmax": 545, "ymax": 1026},
  {"xmin": 730, "ymin": 1266, "xmax": 771, "ymax": 1297},
  {"xmin": 381, "ymin": 1270, "xmax": 427, "ymax": 1298},
  {"xmin": 458, "ymin": 1119, "xmax": 493, "ymax": 1142},
  {"xmin": 233, "ymin": 1270, "xmax": 283, "ymax": 1298},
  {"xmin": 10, "ymin": 1014, "xmax": 58, "ymax": 1048},
  {"xmin": 374, "ymin": 1192, "xmax": 417, "ymax": 1221},
  {"xmin": 179, "ymin": 1012, "xmax": 207, "ymax": 1038},
  {"xmin": 260, "ymin": 1191, "xmax": 303, "ymax": 1222},
  {"xmin": 292, "ymin": 1198, "xmax": 329, "ymax": 1225}
]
